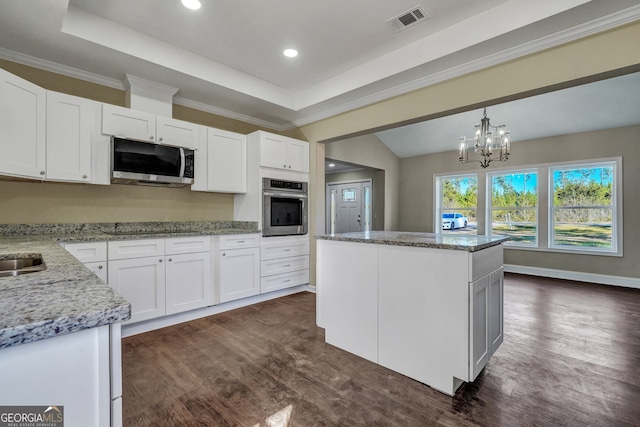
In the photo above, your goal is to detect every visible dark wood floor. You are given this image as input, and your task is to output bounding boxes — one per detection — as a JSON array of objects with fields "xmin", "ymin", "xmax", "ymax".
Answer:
[{"xmin": 122, "ymin": 273, "xmax": 640, "ymax": 426}]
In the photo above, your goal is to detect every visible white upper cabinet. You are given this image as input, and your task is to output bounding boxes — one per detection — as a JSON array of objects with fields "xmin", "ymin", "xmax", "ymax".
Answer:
[
  {"xmin": 102, "ymin": 103, "xmax": 155, "ymax": 142},
  {"xmin": 0, "ymin": 68, "xmax": 46, "ymax": 179},
  {"xmin": 156, "ymin": 115, "xmax": 199, "ymax": 149},
  {"xmin": 208, "ymin": 128, "xmax": 247, "ymax": 193},
  {"xmin": 102, "ymin": 104, "xmax": 199, "ymax": 149},
  {"xmin": 46, "ymin": 91, "xmax": 93, "ymax": 183},
  {"xmin": 191, "ymin": 127, "xmax": 247, "ymax": 193},
  {"xmin": 256, "ymin": 131, "xmax": 309, "ymax": 173}
]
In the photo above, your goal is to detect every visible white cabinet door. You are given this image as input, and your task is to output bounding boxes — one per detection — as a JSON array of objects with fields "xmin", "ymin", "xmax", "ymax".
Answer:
[
  {"xmin": 108, "ymin": 257, "xmax": 166, "ymax": 324},
  {"xmin": 286, "ymin": 139, "xmax": 309, "ymax": 173},
  {"xmin": 470, "ymin": 274, "xmax": 490, "ymax": 381},
  {"xmin": 46, "ymin": 91, "xmax": 92, "ymax": 182},
  {"xmin": 85, "ymin": 261, "xmax": 108, "ymax": 282},
  {"xmin": 0, "ymin": 68, "xmax": 46, "ymax": 179},
  {"xmin": 219, "ymin": 247, "xmax": 260, "ymax": 303},
  {"xmin": 102, "ymin": 104, "xmax": 156, "ymax": 142},
  {"xmin": 165, "ymin": 252, "xmax": 212, "ymax": 314},
  {"xmin": 156, "ymin": 116, "xmax": 199, "ymax": 149},
  {"xmin": 489, "ymin": 267, "xmax": 504, "ymax": 354},
  {"xmin": 207, "ymin": 128, "xmax": 246, "ymax": 193},
  {"xmin": 259, "ymin": 132, "xmax": 288, "ymax": 170}
]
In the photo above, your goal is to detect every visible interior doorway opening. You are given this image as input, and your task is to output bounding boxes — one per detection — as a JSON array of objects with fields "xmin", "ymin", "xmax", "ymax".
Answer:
[{"xmin": 325, "ymin": 159, "xmax": 384, "ymax": 234}]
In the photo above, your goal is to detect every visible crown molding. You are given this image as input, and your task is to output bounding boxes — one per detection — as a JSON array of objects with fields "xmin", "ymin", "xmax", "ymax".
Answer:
[
  {"xmin": 0, "ymin": 46, "xmax": 124, "ymax": 90},
  {"xmin": 173, "ymin": 97, "xmax": 291, "ymax": 132}
]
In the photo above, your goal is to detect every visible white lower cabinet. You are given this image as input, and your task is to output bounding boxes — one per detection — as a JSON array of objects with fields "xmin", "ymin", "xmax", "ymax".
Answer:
[
  {"xmin": 107, "ymin": 236, "xmax": 212, "ymax": 324},
  {"xmin": 470, "ymin": 267, "xmax": 504, "ymax": 380},
  {"xmin": 85, "ymin": 261, "xmax": 108, "ymax": 282},
  {"xmin": 260, "ymin": 236, "xmax": 310, "ymax": 293},
  {"xmin": 0, "ymin": 324, "xmax": 118, "ymax": 426},
  {"xmin": 108, "ymin": 256, "xmax": 166, "ymax": 324},
  {"xmin": 64, "ymin": 241, "xmax": 108, "ymax": 282},
  {"xmin": 165, "ymin": 251, "xmax": 211, "ymax": 315},
  {"xmin": 217, "ymin": 234, "xmax": 260, "ymax": 303}
]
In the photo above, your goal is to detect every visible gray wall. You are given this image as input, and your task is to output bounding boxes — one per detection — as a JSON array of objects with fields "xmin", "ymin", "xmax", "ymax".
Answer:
[
  {"xmin": 324, "ymin": 134, "xmax": 400, "ymax": 230},
  {"xmin": 398, "ymin": 125, "xmax": 640, "ymax": 279}
]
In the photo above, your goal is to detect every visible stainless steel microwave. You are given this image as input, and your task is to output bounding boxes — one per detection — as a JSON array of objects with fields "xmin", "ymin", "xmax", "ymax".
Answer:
[
  {"xmin": 262, "ymin": 178, "xmax": 308, "ymax": 237},
  {"xmin": 111, "ymin": 137, "xmax": 194, "ymax": 187}
]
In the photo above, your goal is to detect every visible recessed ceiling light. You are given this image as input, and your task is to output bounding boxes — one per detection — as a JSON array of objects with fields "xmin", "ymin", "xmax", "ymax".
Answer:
[
  {"xmin": 181, "ymin": 0, "xmax": 201, "ymax": 10},
  {"xmin": 328, "ymin": 163, "xmax": 335, "ymax": 167},
  {"xmin": 283, "ymin": 49, "xmax": 298, "ymax": 58}
]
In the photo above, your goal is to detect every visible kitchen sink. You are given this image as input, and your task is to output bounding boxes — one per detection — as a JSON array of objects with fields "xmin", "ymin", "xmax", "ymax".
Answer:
[{"xmin": 0, "ymin": 254, "xmax": 47, "ymax": 277}]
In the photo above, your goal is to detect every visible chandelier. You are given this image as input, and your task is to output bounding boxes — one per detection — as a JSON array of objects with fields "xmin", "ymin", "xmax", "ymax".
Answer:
[{"xmin": 458, "ymin": 108, "xmax": 510, "ymax": 168}]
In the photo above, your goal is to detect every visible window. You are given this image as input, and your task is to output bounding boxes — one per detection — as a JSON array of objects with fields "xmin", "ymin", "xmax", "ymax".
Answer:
[
  {"xmin": 550, "ymin": 162, "xmax": 617, "ymax": 252},
  {"xmin": 437, "ymin": 175, "xmax": 477, "ymax": 234},
  {"xmin": 342, "ymin": 188, "xmax": 356, "ymax": 202},
  {"xmin": 489, "ymin": 171, "xmax": 538, "ymax": 245}
]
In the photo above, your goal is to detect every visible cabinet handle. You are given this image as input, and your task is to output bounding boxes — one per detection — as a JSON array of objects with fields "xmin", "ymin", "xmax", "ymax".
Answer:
[
  {"xmin": 98, "ymin": 265, "xmax": 103, "ymax": 269},
  {"xmin": 288, "ymin": 165, "xmax": 291, "ymax": 169},
  {"xmin": 284, "ymin": 279, "xmax": 290, "ymax": 283},
  {"xmin": 237, "ymin": 240, "xmax": 245, "ymax": 243},
  {"xmin": 283, "ymin": 249, "xmax": 291, "ymax": 252},
  {"xmin": 150, "ymin": 135, "xmax": 154, "ymax": 140},
  {"xmin": 283, "ymin": 164, "xmax": 287, "ymax": 168},
  {"xmin": 82, "ymin": 174, "xmax": 87, "ymax": 179},
  {"xmin": 40, "ymin": 171, "xmax": 45, "ymax": 175},
  {"xmin": 168, "ymin": 258, "xmax": 172, "ymax": 262},
  {"xmin": 159, "ymin": 258, "xmax": 163, "ymax": 262},
  {"xmin": 222, "ymin": 253, "xmax": 226, "ymax": 256},
  {"xmin": 283, "ymin": 264, "xmax": 291, "ymax": 267},
  {"xmin": 159, "ymin": 137, "xmax": 164, "ymax": 142}
]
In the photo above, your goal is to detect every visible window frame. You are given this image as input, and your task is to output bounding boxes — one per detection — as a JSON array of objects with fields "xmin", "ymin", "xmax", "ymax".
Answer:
[
  {"xmin": 548, "ymin": 158, "xmax": 622, "ymax": 256},
  {"xmin": 434, "ymin": 173, "xmax": 478, "ymax": 233},
  {"xmin": 487, "ymin": 168, "xmax": 539, "ymax": 248}
]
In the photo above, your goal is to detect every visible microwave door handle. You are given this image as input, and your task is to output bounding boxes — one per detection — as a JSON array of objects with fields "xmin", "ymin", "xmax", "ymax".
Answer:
[
  {"xmin": 263, "ymin": 191, "xmax": 308, "ymax": 199},
  {"xmin": 179, "ymin": 148, "xmax": 186, "ymax": 177}
]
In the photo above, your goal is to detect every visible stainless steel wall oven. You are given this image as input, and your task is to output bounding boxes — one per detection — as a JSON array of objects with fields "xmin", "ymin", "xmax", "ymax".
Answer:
[{"xmin": 262, "ymin": 178, "xmax": 308, "ymax": 237}]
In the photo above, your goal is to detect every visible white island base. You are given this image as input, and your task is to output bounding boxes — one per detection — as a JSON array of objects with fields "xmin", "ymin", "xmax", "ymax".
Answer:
[{"xmin": 317, "ymin": 234, "xmax": 505, "ymax": 396}]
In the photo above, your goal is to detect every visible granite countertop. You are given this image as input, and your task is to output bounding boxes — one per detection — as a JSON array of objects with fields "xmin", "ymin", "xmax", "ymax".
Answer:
[
  {"xmin": 316, "ymin": 231, "xmax": 510, "ymax": 252},
  {"xmin": 0, "ymin": 221, "xmax": 259, "ymax": 350}
]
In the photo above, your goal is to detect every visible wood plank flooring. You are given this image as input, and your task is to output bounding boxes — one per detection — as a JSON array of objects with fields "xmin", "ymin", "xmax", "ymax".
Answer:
[{"xmin": 122, "ymin": 273, "xmax": 640, "ymax": 426}]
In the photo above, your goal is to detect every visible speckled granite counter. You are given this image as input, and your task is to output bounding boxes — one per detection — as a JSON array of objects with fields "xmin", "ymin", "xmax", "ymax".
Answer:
[
  {"xmin": 316, "ymin": 231, "xmax": 509, "ymax": 252},
  {"xmin": 0, "ymin": 221, "xmax": 259, "ymax": 349}
]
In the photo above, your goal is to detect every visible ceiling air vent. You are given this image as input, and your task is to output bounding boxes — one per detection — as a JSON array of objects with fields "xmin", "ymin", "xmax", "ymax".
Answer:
[{"xmin": 387, "ymin": 5, "xmax": 429, "ymax": 33}]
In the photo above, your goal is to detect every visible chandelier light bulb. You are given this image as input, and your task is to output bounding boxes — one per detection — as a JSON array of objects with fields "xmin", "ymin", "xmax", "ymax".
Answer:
[{"xmin": 181, "ymin": 0, "xmax": 201, "ymax": 10}]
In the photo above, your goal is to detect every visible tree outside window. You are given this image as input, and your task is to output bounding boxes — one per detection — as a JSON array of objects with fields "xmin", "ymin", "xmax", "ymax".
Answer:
[
  {"xmin": 551, "ymin": 164, "xmax": 615, "ymax": 250},
  {"xmin": 490, "ymin": 171, "xmax": 538, "ymax": 245}
]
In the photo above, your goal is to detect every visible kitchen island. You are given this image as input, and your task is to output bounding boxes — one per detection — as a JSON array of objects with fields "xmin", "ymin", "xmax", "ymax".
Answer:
[{"xmin": 316, "ymin": 231, "xmax": 509, "ymax": 396}]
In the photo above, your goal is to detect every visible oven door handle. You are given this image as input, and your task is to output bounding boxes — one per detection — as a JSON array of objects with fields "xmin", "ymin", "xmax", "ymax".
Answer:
[{"xmin": 263, "ymin": 191, "xmax": 308, "ymax": 199}]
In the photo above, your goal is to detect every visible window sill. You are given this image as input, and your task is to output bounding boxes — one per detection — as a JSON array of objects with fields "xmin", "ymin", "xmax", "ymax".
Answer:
[{"xmin": 503, "ymin": 243, "xmax": 622, "ymax": 257}]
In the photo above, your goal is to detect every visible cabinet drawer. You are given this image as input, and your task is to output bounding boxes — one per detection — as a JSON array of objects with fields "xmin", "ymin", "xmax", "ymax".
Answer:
[
  {"xmin": 261, "ymin": 255, "xmax": 309, "ymax": 277},
  {"xmin": 108, "ymin": 239, "xmax": 165, "ymax": 260},
  {"xmin": 219, "ymin": 233, "xmax": 260, "ymax": 250},
  {"xmin": 65, "ymin": 242, "xmax": 107, "ymax": 263},
  {"xmin": 165, "ymin": 236, "xmax": 210, "ymax": 255},
  {"xmin": 261, "ymin": 239, "xmax": 309, "ymax": 260},
  {"xmin": 260, "ymin": 269, "xmax": 309, "ymax": 294}
]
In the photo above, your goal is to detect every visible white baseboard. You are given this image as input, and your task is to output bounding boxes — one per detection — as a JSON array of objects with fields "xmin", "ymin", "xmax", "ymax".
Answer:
[
  {"xmin": 504, "ymin": 264, "xmax": 640, "ymax": 290},
  {"xmin": 122, "ymin": 285, "xmax": 309, "ymax": 338}
]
